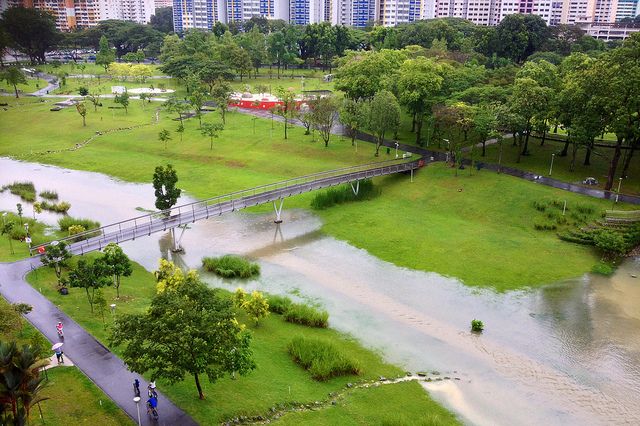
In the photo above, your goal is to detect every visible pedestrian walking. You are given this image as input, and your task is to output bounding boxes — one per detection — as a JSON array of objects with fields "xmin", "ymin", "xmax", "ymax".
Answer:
[
  {"xmin": 55, "ymin": 348, "xmax": 64, "ymax": 364},
  {"xmin": 148, "ymin": 381, "xmax": 157, "ymax": 398},
  {"xmin": 133, "ymin": 378, "xmax": 140, "ymax": 397}
]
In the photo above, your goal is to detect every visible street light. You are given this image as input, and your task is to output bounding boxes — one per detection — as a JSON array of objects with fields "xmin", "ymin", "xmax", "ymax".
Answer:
[
  {"xmin": 548, "ymin": 153, "xmax": 555, "ymax": 176},
  {"xmin": 394, "ymin": 141, "xmax": 399, "ymax": 159},
  {"xmin": 443, "ymin": 139, "xmax": 450, "ymax": 162},
  {"xmin": 133, "ymin": 396, "xmax": 141, "ymax": 426},
  {"xmin": 24, "ymin": 223, "xmax": 31, "ymax": 253},
  {"xmin": 615, "ymin": 177, "xmax": 623, "ymax": 204}
]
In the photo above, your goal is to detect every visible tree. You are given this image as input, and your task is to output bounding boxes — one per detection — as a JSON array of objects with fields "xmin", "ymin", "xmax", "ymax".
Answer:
[
  {"xmin": 164, "ymin": 95, "xmax": 188, "ymax": 123},
  {"xmin": 198, "ymin": 60, "xmax": 234, "ymax": 93},
  {"xmin": 297, "ymin": 103, "xmax": 313, "ymax": 135},
  {"xmin": 109, "ymin": 271, "xmax": 255, "ymax": 400},
  {"xmin": 310, "ymin": 97, "xmax": 338, "ymax": 147},
  {"xmin": 339, "ymin": 98, "xmax": 367, "ymax": 146},
  {"xmin": 0, "ymin": 7, "xmax": 59, "ymax": 64},
  {"xmin": 201, "ymin": 122, "xmax": 224, "ymax": 150},
  {"xmin": 272, "ymin": 87, "xmax": 296, "ymax": 139},
  {"xmin": 397, "ymin": 57, "xmax": 446, "ymax": 145},
  {"xmin": 150, "ymin": 7, "xmax": 174, "ymax": 34},
  {"xmin": 473, "ymin": 104, "xmax": 499, "ymax": 157},
  {"xmin": 153, "ymin": 164, "xmax": 182, "ymax": 212},
  {"xmin": 189, "ymin": 88, "xmax": 207, "ymax": 128},
  {"xmin": 68, "ymin": 257, "xmax": 112, "ymax": 313},
  {"xmin": 86, "ymin": 91, "xmax": 101, "ymax": 112},
  {"xmin": 228, "ymin": 45, "xmax": 252, "ymax": 81},
  {"xmin": 176, "ymin": 122, "xmax": 185, "ymax": 142},
  {"xmin": 76, "ymin": 102, "xmax": 87, "ymax": 126},
  {"xmin": 508, "ymin": 78, "xmax": 551, "ymax": 160},
  {"xmin": 158, "ymin": 128, "xmax": 171, "ymax": 150},
  {"xmin": 41, "ymin": 242, "xmax": 71, "ymax": 286},
  {"xmin": 210, "ymin": 81, "xmax": 233, "ymax": 124},
  {"xmin": 1, "ymin": 67, "xmax": 26, "ymax": 98},
  {"xmin": 367, "ymin": 90, "xmax": 401, "ymax": 156},
  {"xmin": 114, "ymin": 92, "xmax": 130, "ymax": 114},
  {"xmin": 1, "ymin": 220, "xmax": 14, "ymax": 255},
  {"xmin": 0, "ymin": 342, "xmax": 50, "ymax": 424},
  {"xmin": 96, "ymin": 35, "xmax": 115, "ymax": 72},
  {"xmin": 139, "ymin": 92, "xmax": 148, "ymax": 108},
  {"xmin": 103, "ymin": 243, "xmax": 132, "ymax": 299},
  {"xmin": 242, "ymin": 291, "xmax": 269, "ymax": 326},
  {"xmin": 495, "ymin": 14, "xmax": 550, "ymax": 63},
  {"xmin": 94, "ymin": 289, "xmax": 108, "ymax": 324},
  {"xmin": 334, "ymin": 49, "xmax": 406, "ymax": 100}
]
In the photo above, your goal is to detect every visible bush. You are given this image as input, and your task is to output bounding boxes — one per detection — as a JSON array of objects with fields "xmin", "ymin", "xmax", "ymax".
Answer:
[
  {"xmin": 58, "ymin": 216, "xmax": 100, "ymax": 232},
  {"xmin": 532, "ymin": 200, "xmax": 547, "ymax": 212},
  {"xmin": 558, "ymin": 230, "xmax": 595, "ymax": 245},
  {"xmin": 78, "ymin": 86, "xmax": 89, "ymax": 96},
  {"xmin": 39, "ymin": 190, "xmax": 58, "ymax": 200},
  {"xmin": 593, "ymin": 230, "xmax": 627, "ymax": 257},
  {"xmin": 284, "ymin": 303, "xmax": 329, "ymax": 328},
  {"xmin": 591, "ymin": 261, "xmax": 615, "ymax": 276},
  {"xmin": 310, "ymin": 180, "xmax": 380, "ymax": 210},
  {"xmin": 471, "ymin": 319, "xmax": 484, "ymax": 332},
  {"xmin": 267, "ymin": 294, "xmax": 293, "ymax": 314},
  {"xmin": 287, "ymin": 336, "xmax": 361, "ymax": 381},
  {"xmin": 202, "ymin": 255, "xmax": 260, "ymax": 278},
  {"xmin": 575, "ymin": 204, "xmax": 595, "ymax": 215},
  {"xmin": 3, "ymin": 181, "xmax": 36, "ymax": 202},
  {"xmin": 41, "ymin": 201, "xmax": 71, "ymax": 213},
  {"xmin": 533, "ymin": 220, "xmax": 556, "ymax": 231}
]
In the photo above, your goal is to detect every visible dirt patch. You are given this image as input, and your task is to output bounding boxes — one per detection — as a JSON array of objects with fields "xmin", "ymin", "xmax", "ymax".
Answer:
[{"xmin": 225, "ymin": 159, "xmax": 247, "ymax": 168}]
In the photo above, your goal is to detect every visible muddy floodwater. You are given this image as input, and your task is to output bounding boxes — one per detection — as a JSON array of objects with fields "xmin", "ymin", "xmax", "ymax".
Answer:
[{"xmin": 2, "ymin": 158, "xmax": 639, "ymax": 425}]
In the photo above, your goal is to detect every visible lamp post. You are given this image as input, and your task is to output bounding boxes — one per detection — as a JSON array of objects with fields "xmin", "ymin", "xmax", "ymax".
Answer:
[
  {"xmin": 615, "ymin": 177, "xmax": 623, "ymax": 204},
  {"xmin": 133, "ymin": 396, "xmax": 141, "ymax": 426},
  {"xmin": 24, "ymin": 223, "xmax": 31, "ymax": 254},
  {"xmin": 548, "ymin": 153, "xmax": 555, "ymax": 176},
  {"xmin": 394, "ymin": 141, "xmax": 399, "ymax": 159},
  {"xmin": 443, "ymin": 139, "xmax": 450, "ymax": 162}
]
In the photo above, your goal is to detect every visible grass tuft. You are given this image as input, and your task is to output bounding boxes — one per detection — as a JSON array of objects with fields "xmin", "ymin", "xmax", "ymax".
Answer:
[
  {"xmin": 288, "ymin": 336, "xmax": 361, "ymax": 381},
  {"xmin": 202, "ymin": 255, "xmax": 260, "ymax": 278},
  {"xmin": 311, "ymin": 180, "xmax": 379, "ymax": 210},
  {"xmin": 3, "ymin": 181, "xmax": 36, "ymax": 202},
  {"xmin": 58, "ymin": 216, "xmax": 100, "ymax": 232},
  {"xmin": 267, "ymin": 294, "xmax": 293, "ymax": 314},
  {"xmin": 284, "ymin": 303, "xmax": 329, "ymax": 328},
  {"xmin": 39, "ymin": 190, "xmax": 59, "ymax": 200}
]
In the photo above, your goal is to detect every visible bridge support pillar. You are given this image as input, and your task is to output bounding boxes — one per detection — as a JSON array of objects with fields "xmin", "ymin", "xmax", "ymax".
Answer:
[
  {"xmin": 171, "ymin": 225, "xmax": 188, "ymax": 253},
  {"xmin": 350, "ymin": 180, "xmax": 360, "ymax": 196},
  {"xmin": 273, "ymin": 199, "xmax": 284, "ymax": 224}
]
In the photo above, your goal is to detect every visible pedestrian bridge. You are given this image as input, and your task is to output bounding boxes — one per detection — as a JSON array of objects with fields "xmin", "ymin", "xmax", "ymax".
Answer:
[{"xmin": 35, "ymin": 158, "xmax": 423, "ymax": 256}]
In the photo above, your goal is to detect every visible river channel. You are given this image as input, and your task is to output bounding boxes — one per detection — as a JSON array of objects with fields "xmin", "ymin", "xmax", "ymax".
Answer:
[{"xmin": 1, "ymin": 157, "xmax": 639, "ymax": 425}]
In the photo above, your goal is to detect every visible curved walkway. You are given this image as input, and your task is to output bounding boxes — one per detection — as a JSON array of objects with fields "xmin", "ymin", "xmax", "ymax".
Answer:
[{"xmin": 0, "ymin": 258, "xmax": 197, "ymax": 426}]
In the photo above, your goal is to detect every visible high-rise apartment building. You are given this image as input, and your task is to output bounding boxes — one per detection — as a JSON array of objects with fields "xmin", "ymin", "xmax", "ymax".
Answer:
[
  {"xmin": 3, "ymin": 0, "xmax": 153, "ymax": 30},
  {"xmin": 173, "ymin": 0, "xmax": 221, "ymax": 32},
  {"xmin": 155, "ymin": 0, "xmax": 172, "ymax": 8}
]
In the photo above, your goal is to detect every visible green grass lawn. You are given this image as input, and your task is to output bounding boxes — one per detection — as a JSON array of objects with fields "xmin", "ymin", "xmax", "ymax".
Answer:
[
  {"xmin": 37, "ymin": 62, "xmax": 165, "ymax": 77},
  {"xmin": 0, "ymin": 298, "xmax": 132, "ymax": 425},
  {"xmin": 26, "ymin": 261, "xmax": 457, "ymax": 424},
  {"xmin": 276, "ymin": 380, "xmax": 458, "ymax": 425},
  {"xmin": 53, "ymin": 77, "xmax": 181, "ymax": 96},
  {"xmin": 478, "ymin": 137, "xmax": 640, "ymax": 196},
  {"xmin": 319, "ymin": 163, "xmax": 626, "ymax": 291},
  {"xmin": 0, "ymin": 77, "xmax": 48, "ymax": 95}
]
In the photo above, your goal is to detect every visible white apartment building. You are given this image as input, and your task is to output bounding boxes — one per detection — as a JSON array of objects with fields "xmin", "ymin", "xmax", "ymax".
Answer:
[
  {"xmin": 155, "ymin": 0, "xmax": 172, "ymax": 8},
  {"xmin": 101, "ymin": 0, "xmax": 155, "ymax": 23}
]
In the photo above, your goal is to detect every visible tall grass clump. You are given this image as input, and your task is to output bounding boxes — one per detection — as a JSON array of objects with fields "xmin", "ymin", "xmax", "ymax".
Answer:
[
  {"xmin": 39, "ymin": 190, "xmax": 59, "ymax": 200},
  {"xmin": 41, "ymin": 201, "xmax": 71, "ymax": 213},
  {"xmin": 284, "ymin": 303, "xmax": 329, "ymax": 328},
  {"xmin": 58, "ymin": 216, "xmax": 100, "ymax": 232},
  {"xmin": 267, "ymin": 294, "xmax": 293, "ymax": 314},
  {"xmin": 310, "ymin": 180, "xmax": 379, "ymax": 210},
  {"xmin": 3, "ymin": 181, "xmax": 36, "ymax": 202},
  {"xmin": 202, "ymin": 255, "xmax": 260, "ymax": 278},
  {"xmin": 287, "ymin": 336, "xmax": 361, "ymax": 381}
]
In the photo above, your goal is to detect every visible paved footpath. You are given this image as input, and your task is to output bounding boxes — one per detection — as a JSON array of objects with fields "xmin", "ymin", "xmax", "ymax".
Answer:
[{"xmin": 0, "ymin": 258, "xmax": 198, "ymax": 426}]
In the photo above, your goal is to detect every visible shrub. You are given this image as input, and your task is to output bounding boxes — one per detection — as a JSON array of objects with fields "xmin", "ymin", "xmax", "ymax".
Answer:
[
  {"xmin": 558, "ymin": 230, "xmax": 595, "ymax": 245},
  {"xmin": 3, "ymin": 181, "xmax": 36, "ymax": 202},
  {"xmin": 575, "ymin": 204, "xmax": 595, "ymax": 215},
  {"xmin": 591, "ymin": 261, "xmax": 615, "ymax": 276},
  {"xmin": 533, "ymin": 220, "xmax": 556, "ymax": 231},
  {"xmin": 39, "ymin": 190, "xmax": 58, "ymax": 200},
  {"xmin": 267, "ymin": 294, "xmax": 293, "ymax": 314},
  {"xmin": 593, "ymin": 230, "xmax": 627, "ymax": 257},
  {"xmin": 243, "ymin": 291, "xmax": 269, "ymax": 326},
  {"xmin": 233, "ymin": 287, "xmax": 247, "ymax": 308},
  {"xmin": 284, "ymin": 303, "xmax": 329, "ymax": 328},
  {"xmin": 550, "ymin": 200, "xmax": 564, "ymax": 210},
  {"xmin": 202, "ymin": 255, "xmax": 260, "ymax": 278},
  {"xmin": 532, "ymin": 200, "xmax": 547, "ymax": 212},
  {"xmin": 471, "ymin": 319, "xmax": 484, "ymax": 332},
  {"xmin": 555, "ymin": 215, "xmax": 568, "ymax": 225},
  {"xmin": 310, "ymin": 180, "xmax": 380, "ymax": 210},
  {"xmin": 79, "ymin": 86, "xmax": 89, "ymax": 96},
  {"xmin": 58, "ymin": 216, "xmax": 100, "ymax": 232},
  {"xmin": 41, "ymin": 201, "xmax": 71, "ymax": 213},
  {"xmin": 287, "ymin": 336, "xmax": 361, "ymax": 381}
]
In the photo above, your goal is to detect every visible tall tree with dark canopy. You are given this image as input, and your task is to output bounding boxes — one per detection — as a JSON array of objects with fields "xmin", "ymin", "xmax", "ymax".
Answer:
[
  {"xmin": 150, "ymin": 7, "xmax": 174, "ymax": 34},
  {"xmin": 367, "ymin": 90, "xmax": 401, "ymax": 156},
  {"xmin": 109, "ymin": 269, "xmax": 255, "ymax": 400},
  {"xmin": 0, "ymin": 6, "xmax": 59, "ymax": 64},
  {"xmin": 153, "ymin": 164, "xmax": 182, "ymax": 212},
  {"xmin": 41, "ymin": 241, "xmax": 71, "ymax": 286},
  {"xmin": 95, "ymin": 35, "xmax": 115, "ymax": 72},
  {"xmin": 1, "ymin": 67, "xmax": 26, "ymax": 98}
]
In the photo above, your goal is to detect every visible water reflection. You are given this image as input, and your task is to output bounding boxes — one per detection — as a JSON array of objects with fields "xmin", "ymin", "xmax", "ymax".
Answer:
[{"xmin": 2, "ymin": 158, "xmax": 640, "ymax": 425}]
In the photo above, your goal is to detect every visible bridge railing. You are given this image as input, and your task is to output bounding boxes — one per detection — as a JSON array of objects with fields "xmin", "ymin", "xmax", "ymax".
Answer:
[{"xmin": 34, "ymin": 157, "xmax": 420, "ymax": 253}]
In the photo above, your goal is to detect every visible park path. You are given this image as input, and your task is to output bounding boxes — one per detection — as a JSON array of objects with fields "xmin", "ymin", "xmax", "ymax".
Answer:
[{"xmin": 0, "ymin": 258, "xmax": 198, "ymax": 426}]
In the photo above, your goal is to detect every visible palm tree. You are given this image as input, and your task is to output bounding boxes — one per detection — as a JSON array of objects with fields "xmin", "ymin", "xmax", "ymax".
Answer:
[{"xmin": 0, "ymin": 342, "xmax": 49, "ymax": 425}]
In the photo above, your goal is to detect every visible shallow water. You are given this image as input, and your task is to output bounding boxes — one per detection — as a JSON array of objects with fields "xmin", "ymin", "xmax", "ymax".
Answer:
[{"xmin": 1, "ymin": 157, "xmax": 639, "ymax": 425}]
